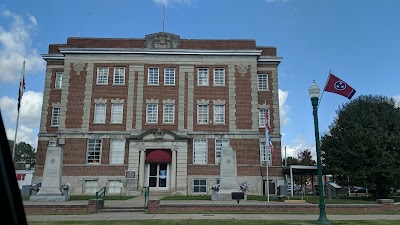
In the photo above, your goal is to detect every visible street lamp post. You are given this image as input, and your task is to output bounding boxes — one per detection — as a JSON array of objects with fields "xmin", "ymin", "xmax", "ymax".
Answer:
[{"xmin": 308, "ymin": 81, "xmax": 330, "ymax": 225}]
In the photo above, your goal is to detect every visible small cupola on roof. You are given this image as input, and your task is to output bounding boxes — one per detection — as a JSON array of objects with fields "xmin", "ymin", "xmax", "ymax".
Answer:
[{"xmin": 145, "ymin": 32, "xmax": 180, "ymax": 49}]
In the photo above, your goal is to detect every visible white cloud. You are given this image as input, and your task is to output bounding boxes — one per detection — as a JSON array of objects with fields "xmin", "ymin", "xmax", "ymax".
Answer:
[
  {"xmin": 282, "ymin": 135, "xmax": 316, "ymax": 159},
  {"xmin": 153, "ymin": 0, "xmax": 193, "ymax": 6},
  {"xmin": 0, "ymin": 91, "xmax": 43, "ymax": 149},
  {"xmin": 0, "ymin": 9, "xmax": 45, "ymax": 83},
  {"xmin": 279, "ymin": 89, "xmax": 290, "ymax": 127},
  {"xmin": 393, "ymin": 95, "xmax": 400, "ymax": 108}
]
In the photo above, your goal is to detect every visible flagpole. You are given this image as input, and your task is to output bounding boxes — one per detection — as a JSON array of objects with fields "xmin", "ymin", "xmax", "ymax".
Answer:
[
  {"xmin": 12, "ymin": 61, "xmax": 25, "ymax": 162},
  {"xmin": 318, "ymin": 69, "xmax": 331, "ymax": 107}
]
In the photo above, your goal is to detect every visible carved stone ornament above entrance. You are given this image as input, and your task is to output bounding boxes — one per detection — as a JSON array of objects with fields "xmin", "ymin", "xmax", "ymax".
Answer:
[
  {"xmin": 73, "ymin": 63, "xmax": 84, "ymax": 75},
  {"xmin": 145, "ymin": 32, "xmax": 180, "ymax": 49},
  {"xmin": 238, "ymin": 64, "xmax": 248, "ymax": 77}
]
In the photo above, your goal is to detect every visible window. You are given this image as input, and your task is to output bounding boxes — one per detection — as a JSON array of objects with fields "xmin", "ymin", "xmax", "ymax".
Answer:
[
  {"xmin": 97, "ymin": 67, "xmax": 109, "ymax": 84},
  {"xmin": 148, "ymin": 67, "xmax": 159, "ymax": 85},
  {"xmin": 146, "ymin": 104, "xmax": 158, "ymax": 123},
  {"xmin": 48, "ymin": 140, "xmax": 57, "ymax": 147},
  {"xmin": 163, "ymin": 104, "xmax": 174, "ymax": 123},
  {"xmin": 260, "ymin": 141, "xmax": 271, "ymax": 164},
  {"xmin": 259, "ymin": 108, "xmax": 270, "ymax": 127},
  {"xmin": 197, "ymin": 68, "xmax": 209, "ymax": 86},
  {"xmin": 84, "ymin": 179, "xmax": 98, "ymax": 194},
  {"xmin": 193, "ymin": 139, "xmax": 207, "ymax": 164},
  {"xmin": 214, "ymin": 68, "xmax": 225, "ymax": 86},
  {"xmin": 111, "ymin": 103, "xmax": 123, "ymax": 123},
  {"xmin": 94, "ymin": 103, "xmax": 106, "ymax": 123},
  {"xmin": 110, "ymin": 139, "xmax": 125, "ymax": 164},
  {"xmin": 108, "ymin": 180, "xmax": 122, "ymax": 194},
  {"xmin": 257, "ymin": 74, "xmax": 268, "ymax": 90},
  {"xmin": 55, "ymin": 72, "xmax": 63, "ymax": 89},
  {"xmin": 113, "ymin": 67, "xmax": 125, "ymax": 85},
  {"xmin": 164, "ymin": 68, "xmax": 175, "ymax": 85},
  {"xmin": 87, "ymin": 139, "xmax": 102, "ymax": 164},
  {"xmin": 197, "ymin": 104, "xmax": 209, "ymax": 124},
  {"xmin": 215, "ymin": 139, "xmax": 229, "ymax": 164},
  {"xmin": 213, "ymin": 105, "xmax": 225, "ymax": 124},
  {"xmin": 193, "ymin": 179, "xmax": 207, "ymax": 193},
  {"xmin": 51, "ymin": 107, "xmax": 60, "ymax": 126}
]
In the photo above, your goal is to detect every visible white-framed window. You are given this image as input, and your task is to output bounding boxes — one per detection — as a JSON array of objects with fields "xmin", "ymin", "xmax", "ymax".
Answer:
[
  {"xmin": 110, "ymin": 139, "xmax": 125, "ymax": 164},
  {"xmin": 94, "ymin": 103, "xmax": 106, "ymax": 123},
  {"xmin": 163, "ymin": 104, "xmax": 174, "ymax": 124},
  {"xmin": 97, "ymin": 67, "xmax": 109, "ymax": 84},
  {"xmin": 257, "ymin": 74, "xmax": 268, "ymax": 90},
  {"xmin": 164, "ymin": 68, "xmax": 175, "ymax": 85},
  {"xmin": 113, "ymin": 67, "xmax": 125, "ymax": 85},
  {"xmin": 87, "ymin": 139, "xmax": 102, "ymax": 164},
  {"xmin": 111, "ymin": 103, "xmax": 123, "ymax": 124},
  {"xmin": 48, "ymin": 140, "xmax": 57, "ymax": 147},
  {"xmin": 148, "ymin": 67, "xmax": 159, "ymax": 85},
  {"xmin": 215, "ymin": 139, "xmax": 229, "ymax": 164},
  {"xmin": 193, "ymin": 178, "xmax": 207, "ymax": 193},
  {"xmin": 259, "ymin": 108, "xmax": 270, "ymax": 128},
  {"xmin": 193, "ymin": 139, "xmax": 207, "ymax": 164},
  {"xmin": 213, "ymin": 105, "xmax": 225, "ymax": 124},
  {"xmin": 51, "ymin": 107, "xmax": 60, "ymax": 127},
  {"xmin": 84, "ymin": 179, "xmax": 98, "ymax": 194},
  {"xmin": 108, "ymin": 180, "xmax": 123, "ymax": 194},
  {"xmin": 213, "ymin": 68, "xmax": 225, "ymax": 86},
  {"xmin": 260, "ymin": 141, "xmax": 271, "ymax": 164},
  {"xmin": 197, "ymin": 104, "xmax": 209, "ymax": 124},
  {"xmin": 146, "ymin": 104, "xmax": 158, "ymax": 123},
  {"xmin": 197, "ymin": 68, "xmax": 209, "ymax": 86},
  {"xmin": 55, "ymin": 72, "xmax": 63, "ymax": 89}
]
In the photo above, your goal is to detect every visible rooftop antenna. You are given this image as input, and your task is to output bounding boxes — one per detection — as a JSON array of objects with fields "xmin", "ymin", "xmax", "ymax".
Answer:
[{"xmin": 162, "ymin": 3, "xmax": 165, "ymax": 32}]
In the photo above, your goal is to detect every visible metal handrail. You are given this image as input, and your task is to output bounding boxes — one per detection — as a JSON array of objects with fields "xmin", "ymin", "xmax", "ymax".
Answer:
[{"xmin": 95, "ymin": 187, "xmax": 106, "ymax": 212}]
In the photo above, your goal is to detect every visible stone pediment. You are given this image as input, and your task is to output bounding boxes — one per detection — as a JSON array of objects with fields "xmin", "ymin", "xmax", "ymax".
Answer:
[
  {"xmin": 145, "ymin": 32, "xmax": 180, "ymax": 49},
  {"xmin": 130, "ymin": 129, "xmax": 188, "ymax": 141}
]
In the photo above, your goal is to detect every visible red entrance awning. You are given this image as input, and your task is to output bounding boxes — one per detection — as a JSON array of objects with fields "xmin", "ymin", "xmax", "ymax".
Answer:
[{"xmin": 145, "ymin": 150, "xmax": 171, "ymax": 163}]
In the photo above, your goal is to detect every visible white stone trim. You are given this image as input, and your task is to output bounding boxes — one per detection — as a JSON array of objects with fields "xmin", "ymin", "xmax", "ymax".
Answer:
[
  {"xmin": 228, "ymin": 65, "xmax": 236, "ymax": 131},
  {"xmin": 135, "ymin": 66, "xmax": 145, "ymax": 130},
  {"xmin": 81, "ymin": 63, "xmax": 94, "ymax": 131},
  {"xmin": 146, "ymin": 99, "xmax": 159, "ymax": 104},
  {"xmin": 111, "ymin": 98, "xmax": 125, "ymax": 104},
  {"xmin": 126, "ymin": 65, "xmax": 137, "ymax": 131}
]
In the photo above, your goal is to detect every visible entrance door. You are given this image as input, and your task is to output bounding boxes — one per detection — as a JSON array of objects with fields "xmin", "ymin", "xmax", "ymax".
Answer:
[{"xmin": 148, "ymin": 163, "xmax": 169, "ymax": 190}]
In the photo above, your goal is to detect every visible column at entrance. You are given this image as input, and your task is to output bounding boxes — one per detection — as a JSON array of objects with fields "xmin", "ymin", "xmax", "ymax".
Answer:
[
  {"xmin": 138, "ymin": 149, "xmax": 145, "ymax": 190},
  {"xmin": 170, "ymin": 148, "xmax": 177, "ymax": 191}
]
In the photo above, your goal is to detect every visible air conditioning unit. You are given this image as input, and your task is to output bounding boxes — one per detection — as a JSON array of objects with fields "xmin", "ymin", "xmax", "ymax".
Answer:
[{"xmin": 125, "ymin": 170, "xmax": 137, "ymax": 179}]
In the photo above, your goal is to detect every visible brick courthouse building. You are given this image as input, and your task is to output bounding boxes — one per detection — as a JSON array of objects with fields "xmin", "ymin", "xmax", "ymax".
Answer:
[{"xmin": 33, "ymin": 32, "xmax": 284, "ymax": 196}]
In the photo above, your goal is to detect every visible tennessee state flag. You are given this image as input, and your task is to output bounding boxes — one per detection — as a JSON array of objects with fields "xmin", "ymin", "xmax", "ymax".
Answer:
[{"xmin": 324, "ymin": 73, "xmax": 356, "ymax": 99}]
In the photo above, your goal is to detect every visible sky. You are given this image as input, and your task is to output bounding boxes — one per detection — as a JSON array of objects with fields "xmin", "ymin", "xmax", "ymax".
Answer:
[{"xmin": 0, "ymin": 0, "xmax": 399, "ymax": 159}]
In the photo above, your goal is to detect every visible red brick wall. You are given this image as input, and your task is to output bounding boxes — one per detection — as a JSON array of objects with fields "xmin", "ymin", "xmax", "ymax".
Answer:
[
  {"xmin": 65, "ymin": 63, "xmax": 87, "ymax": 128},
  {"xmin": 46, "ymin": 68, "xmax": 63, "ymax": 134},
  {"xmin": 234, "ymin": 65, "xmax": 252, "ymax": 129}
]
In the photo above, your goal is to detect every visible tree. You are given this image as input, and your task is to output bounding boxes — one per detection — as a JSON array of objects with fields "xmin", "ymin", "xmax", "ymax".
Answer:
[
  {"xmin": 297, "ymin": 149, "xmax": 316, "ymax": 166},
  {"xmin": 283, "ymin": 156, "xmax": 299, "ymax": 166},
  {"xmin": 8, "ymin": 140, "xmax": 36, "ymax": 170},
  {"xmin": 321, "ymin": 95, "xmax": 400, "ymax": 198}
]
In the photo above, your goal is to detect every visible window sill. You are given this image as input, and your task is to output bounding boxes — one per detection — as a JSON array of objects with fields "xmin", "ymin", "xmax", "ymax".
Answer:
[{"xmin": 95, "ymin": 83, "xmax": 109, "ymax": 85}]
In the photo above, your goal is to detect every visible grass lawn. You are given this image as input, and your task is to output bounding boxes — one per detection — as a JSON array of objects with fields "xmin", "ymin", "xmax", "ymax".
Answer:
[
  {"xmin": 23, "ymin": 195, "xmax": 135, "ymax": 201},
  {"xmin": 28, "ymin": 220, "xmax": 400, "ymax": 225}
]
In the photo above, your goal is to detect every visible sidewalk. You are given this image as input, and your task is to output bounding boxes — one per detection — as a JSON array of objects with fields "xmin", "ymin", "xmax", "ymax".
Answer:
[{"xmin": 25, "ymin": 196, "xmax": 400, "ymax": 222}]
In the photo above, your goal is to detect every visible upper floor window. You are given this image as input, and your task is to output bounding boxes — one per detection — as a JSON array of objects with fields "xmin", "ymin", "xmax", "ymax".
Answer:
[
  {"xmin": 94, "ymin": 103, "xmax": 106, "ymax": 123},
  {"xmin": 55, "ymin": 72, "xmax": 63, "ymax": 89},
  {"xmin": 87, "ymin": 139, "xmax": 102, "ymax": 164},
  {"xmin": 148, "ymin": 67, "xmax": 159, "ymax": 85},
  {"xmin": 163, "ymin": 104, "xmax": 174, "ymax": 124},
  {"xmin": 214, "ymin": 68, "xmax": 225, "ymax": 86},
  {"xmin": 97, "ymin": 67, "xmax": 109, "ymax": 84},
  {"xmin": 197, "ymin": 104, "xmax": 209, "ymax": 124},
  {"xmin": 111, "ymin": 103, "xmax": 123, "ymax": 123},
  {"xmin": 113, "ymin": 67, "xmax": 125, "ymax": 85},
  {"xmin": 193, "ymin": 139, "xmax": 207, "ymax": 164},
  {"xmin": 164, "ymin": 68, "xmax": 175, "ymax": 85},
  {"xmin": 215, "ymin": 139, "xmax": 229, "ymax": 164},
  {"xmin": 259, "ymin": 108, "xmax": 270, "ymax": 128},
  {"xmin": 110, "ymin": 139, "xmax": 125, "ymax": 164},
  {"xmin": 198, "ymin": 68, "xmax": 209, "ymax": 86},
  {"xmin": 146, "ymin": 103, "xmax": 158, "ymax": 123},
  {"xmin": 213, "ymin": 105, "xmax": 225, "ymax": 124},
  {"xmin": 51, "ymin": 107, "xmax": 60, "ymax": 126},
  {"xmin": 257, "ymin": 74, "xmax": 268, "ymax": 90}
]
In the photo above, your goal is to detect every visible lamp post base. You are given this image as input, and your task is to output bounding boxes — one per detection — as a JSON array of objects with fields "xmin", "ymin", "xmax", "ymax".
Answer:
[{"xmin": 317, "ymin": 203, "xmax": 331, "ymax": 225}]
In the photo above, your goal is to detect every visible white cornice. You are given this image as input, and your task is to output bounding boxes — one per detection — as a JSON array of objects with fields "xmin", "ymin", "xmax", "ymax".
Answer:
[
  {"xmin": 41, "ymin": 54, "xmax": 65, "ymax": 60},
  {"xmin": 57, "ymin": 48, "xmax": 263, "ymax": 56}
]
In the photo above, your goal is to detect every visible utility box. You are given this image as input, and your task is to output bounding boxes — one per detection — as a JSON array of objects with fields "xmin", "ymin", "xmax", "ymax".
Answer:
[
  {"xmin": 21, "ymin": 185, "xmax": 31, "ymax": 196},
  {"xmin": 278, "ymin": 185, "xmax": 288, "ymax": 196}
]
